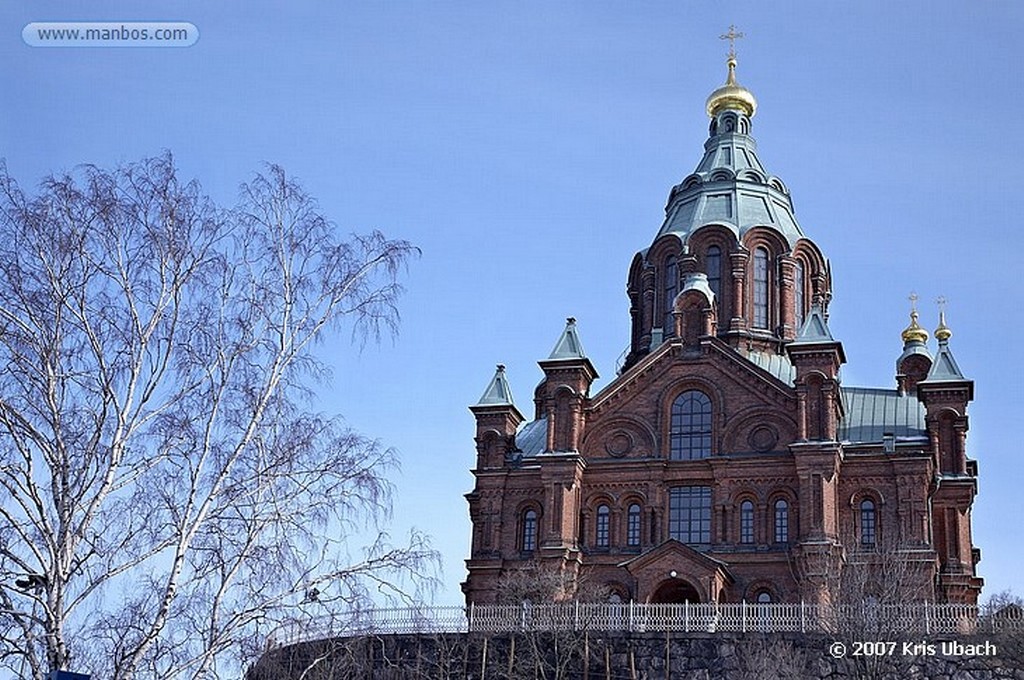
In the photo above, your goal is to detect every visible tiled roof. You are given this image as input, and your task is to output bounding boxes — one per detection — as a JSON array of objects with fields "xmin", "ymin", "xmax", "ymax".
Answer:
[{"xmin": 839, "ymin": 387, "xmax": 927, "ymax": 444}]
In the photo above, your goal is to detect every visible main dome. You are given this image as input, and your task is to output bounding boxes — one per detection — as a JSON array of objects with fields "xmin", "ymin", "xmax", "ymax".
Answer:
[{"xmin": 705, "ymin": 56, "xmax": 757, "ymax": 118}]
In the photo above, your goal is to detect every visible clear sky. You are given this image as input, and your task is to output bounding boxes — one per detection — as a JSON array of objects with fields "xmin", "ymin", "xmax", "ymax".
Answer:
[{"xmin": 2, "ymin": 2, "xmax": 1022, "ymax": 607}]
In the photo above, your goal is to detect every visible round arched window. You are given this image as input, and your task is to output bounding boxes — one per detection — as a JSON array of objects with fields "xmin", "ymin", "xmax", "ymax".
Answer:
[{"xmin": 670, "ymin": 390, "xmax": 712, "ymax": 460}]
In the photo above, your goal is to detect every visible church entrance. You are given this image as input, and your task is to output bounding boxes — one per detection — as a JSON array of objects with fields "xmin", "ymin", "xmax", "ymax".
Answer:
[{"xmin": 650, "ymin": 578, "xmax": 701, "ymax": 604}]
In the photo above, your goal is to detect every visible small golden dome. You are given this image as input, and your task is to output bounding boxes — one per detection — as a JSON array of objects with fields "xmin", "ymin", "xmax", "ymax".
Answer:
[
  {"xmin": 706, "ymin": 57, "xmax": 758, "ymax": 118},
  {"xmin": 934, "ymin": 310, "xmax": 952, "ymax": 342},
  {"xmin": 901, "ymin": 310, "xmax": 929, "ymax": 344}
]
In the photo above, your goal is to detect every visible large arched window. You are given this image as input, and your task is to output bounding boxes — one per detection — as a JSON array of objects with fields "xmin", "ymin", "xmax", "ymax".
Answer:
[
  {"xmin": 860, "ymin": 499, "xmax": 876, "ymax": 546},
  {"xmin": 753, "ymin": 247, "xmax": 769, "ymax": 329},
  {"xmin": 522, "ymin": 509, "xmax": 538, "ymax": 553},
  {"xmin": 663, "ymin": 256, "xmax": 679, "ymax": 336},
  {"xmin": 670, "ymin": 390, "xmax": 712, "ymax": 460},
  {"xmin": 595, "ymin": 504, "xmax": 610, "ymax": 548},
  {"xmin": 706, "ymin": 246, "xmax": 722, "ymax": 298},
  {"xmin": 773, "ymin": 499, "xmax": 789, "ymax": 544},
  {"xmin": 627, "ymin": 503, "xmax": 642, "ymax": 547},
  {"xmin": 794, "ymin": 260, "xmax": 805, "ymax": 331},
  {"xmin": 740, "ymin": 500, "xmax": 754, "ymax": 544}
]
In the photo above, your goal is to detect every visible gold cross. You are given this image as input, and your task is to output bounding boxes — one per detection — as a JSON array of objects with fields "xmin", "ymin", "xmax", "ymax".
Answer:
[{"xmin": 720, "ymin": 25, "xmax": 745, "ymax": 59}]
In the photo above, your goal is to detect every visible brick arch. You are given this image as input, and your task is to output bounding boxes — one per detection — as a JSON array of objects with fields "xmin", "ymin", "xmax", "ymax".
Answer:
[
  {"xmin": 582, "ymin": 416, "xmax": 658, "ymax": 459},
  {"xmin": 731, "ymin": 486, "xmax": 762, "ymax": 505},
  {"xmin": 646, "ymin": 232, "xmax": 685, "ymax": 268},
  {"xmin": 742, "ymin": 225, "xmax": 790, "ymax": 256},
  {"xmin": 744, "ymin": 579, "xmax": 781, "ymax": 603},
  {"xmin": 721, "ymin": 408, "xmax": 797, "ymax": 454},
  {"xmin": 848, "ymin": 487, "xmax": 887, "ymax": 508}
]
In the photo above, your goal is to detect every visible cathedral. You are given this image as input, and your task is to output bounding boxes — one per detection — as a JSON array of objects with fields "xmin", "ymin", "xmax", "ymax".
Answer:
[{"xmin": 462, "ymin": 50, "xmax": 982, "ymax": 607}]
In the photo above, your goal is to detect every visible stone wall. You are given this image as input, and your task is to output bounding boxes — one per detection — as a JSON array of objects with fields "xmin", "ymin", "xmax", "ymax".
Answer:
[{"xmin": 249, "ymin": 631, "xmax": 1024, "ymax": 680}]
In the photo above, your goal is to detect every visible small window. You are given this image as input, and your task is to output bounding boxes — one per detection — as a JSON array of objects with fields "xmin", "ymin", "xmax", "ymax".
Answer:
[
  {"xmin": 753, "ymin": 248, "xmax": 769, "ymax": 329},
  {"xmin": 706, "ymin": 246, "xmax": 722, "ymax": 298},
  {"xmin": 663, "ymin": 256, "xmax": 678, "ymax": 336},
  {"xmin": 522, "ymin": 509, "xmax": 538, "ymax": 553},
  {"xmin": 773, "ymin": 499, "xmax": 789, "ymax": 544},
  {"xmin": 670, "ymin": 390, "xmax": 713, "ymax": 460},
  {"xmin": 596, "ymin": 505, "xmax": 610, "ymax": 548},
  {"xmin": 756, "ymin": 590, "xmax": 772, "ymax": 604},
  {"xmin": 740, "ymin": 500, "xmax": 754, "ymax": 544},
  {"xmin": 860, "ymin": 499, "xmax": 876, "ymax": 546},
  {"xmin": 627, "ymin": 503, "xmax": 642, "ymax": 547}
]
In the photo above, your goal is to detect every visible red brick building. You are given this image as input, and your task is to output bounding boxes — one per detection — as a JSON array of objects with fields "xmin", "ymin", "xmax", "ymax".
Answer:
[{"xmin": 462, "ymin": 56, "xmax": 982, "ymax": 606}]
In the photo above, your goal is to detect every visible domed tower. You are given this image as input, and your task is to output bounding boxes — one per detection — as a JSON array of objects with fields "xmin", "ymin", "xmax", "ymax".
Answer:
[
  {"xmin": 464, "ymin": 36, "xmax": 981, "ymax": 608},
  {"xmin": 623, "ymin": 54, "xmax": 832, "ymax": 370}
]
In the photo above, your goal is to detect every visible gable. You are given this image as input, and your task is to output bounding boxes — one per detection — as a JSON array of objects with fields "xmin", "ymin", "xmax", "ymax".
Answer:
[{"xmin": 580, "ymin": 339, "xmax": 798, "ymax": 460}]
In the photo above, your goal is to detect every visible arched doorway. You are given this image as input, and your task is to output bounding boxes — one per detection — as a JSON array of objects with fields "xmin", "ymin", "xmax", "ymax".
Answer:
[{"xmin": 650, "ymin": 578, "xmax": 701, "ymax": 603}]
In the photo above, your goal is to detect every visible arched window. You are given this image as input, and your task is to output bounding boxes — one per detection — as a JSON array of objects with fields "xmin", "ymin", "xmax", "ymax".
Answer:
[
  {"xmin": 522, "ymin": 509, "xmax": 538, "ymax": 553},
  {"xmin": 753, "ymin": 247, "xmax": 769, "ymax": 329},
  {"xmin": 627, "ymin": 503, "xmax": 642, "ymax": 547},
  {"xmin": 670, "ymin": 390, "xmax": 712, "ymax": 460},
  {"xmin": 794, "ymin": 260, "xmax": 805, "ymax": 330},
  {"xmin": 756, "ymin": 590, "xmax": 772, "ymax": 604},
  {"xmin": 860, "ymin": 499, "xmax": 876, "ymax": 546},
  {"xmin": 663, "ymin": 256, "xmax": 678, "ymax": 336},
  {"xmin": 595, "ymin": 504, "xmax": 610, "ymax": 548},
  {"xmin": 740, "ymin": 500, "xmax": 754, "ymax": 544},
  {"xmin": 706, "ymin": 246, "xmax": 721, "ymax": 298},
  {"xmin": 773, "ymin": 499, "xmax": 789, "ymax": 544}
]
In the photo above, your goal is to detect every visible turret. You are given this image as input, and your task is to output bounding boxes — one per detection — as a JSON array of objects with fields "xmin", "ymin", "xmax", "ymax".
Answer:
[
  {"xmin": 786, "ymin": 304, "xmax": 846, "ymax": 441},
  {"xmin": 916, "ymin": 305, "xmax": 981, "ymax": 602},
  {"xmin": 469, "ymin": 364, "xmax": 524, "ymax": 469},
  {"xmin": 916, "ymin": 307, "xmax": 973, "ymax": 476},
  {"xmin": 896, "ymin": 296, "xmax": 933, "ymax": 394},
  {"xmin": 534, "ymin": 318, "xmax": 597, "ymax": 452}
]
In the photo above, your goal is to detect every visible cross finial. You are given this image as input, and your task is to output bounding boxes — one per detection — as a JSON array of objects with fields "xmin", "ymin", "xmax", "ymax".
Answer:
[
  {"xmin": 720, "ymin": 24, "xmax": 745, "ymax": 60},
  {"xmin": 908, "ymin": 291, "xmax": 919, "ymax": 312},
  {"xmin": 936, "ymin": 295, "xmax": 947, "ymax": 312}
]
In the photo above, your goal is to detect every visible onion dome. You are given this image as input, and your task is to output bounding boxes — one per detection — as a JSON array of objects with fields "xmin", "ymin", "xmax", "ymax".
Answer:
[
  {"xmin": 935, "ymin": 309, "xmax": 952, "ymax": 342},
  {"xmin": 706, "ymin": 57, "xmax": 757, "ymax": 118},
  {"xmin": 901, "ymin": 309, "xmax": 929, "ymax": 344}
]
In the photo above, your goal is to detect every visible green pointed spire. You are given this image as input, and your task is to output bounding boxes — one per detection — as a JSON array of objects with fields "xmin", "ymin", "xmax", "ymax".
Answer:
[
  {"xmin": 476, "ymin": 364, "xmax": 516, "ymax": 406},
  {"xmin": 548, "ymin": 317, "xmax": 588, "ymax": 361},
  {"xmin": 925, "ymin": 305, "xmax": 966, "ymax": 382},
  {"xmin": 792, "ymin": 303, "xmax": 834, "ymax": 344}
]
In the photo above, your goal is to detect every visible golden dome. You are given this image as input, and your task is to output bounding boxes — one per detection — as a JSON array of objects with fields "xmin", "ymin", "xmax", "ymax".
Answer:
[
  {"xmin": 901, "ymin": 310, "xmax": 929, "ymax": 344},
  {"xmin": 934, "ymin": 310, "xmax": 952, "ymax": 342},
  {"xmin": 706, "ymin": 57, "xmax": 757, "ymax": 118}
]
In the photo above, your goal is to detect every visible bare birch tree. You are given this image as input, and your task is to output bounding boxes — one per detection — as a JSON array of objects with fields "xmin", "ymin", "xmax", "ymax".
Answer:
[{"xmin": 0, "ymin": 155, "xmax": 436, "ymax": 679}]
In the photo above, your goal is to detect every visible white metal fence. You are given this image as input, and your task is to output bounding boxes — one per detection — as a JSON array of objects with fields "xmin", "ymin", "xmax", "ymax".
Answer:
[{"xmin": 267, "ymin": 601, "xmax": 1024, "ymax": 650}]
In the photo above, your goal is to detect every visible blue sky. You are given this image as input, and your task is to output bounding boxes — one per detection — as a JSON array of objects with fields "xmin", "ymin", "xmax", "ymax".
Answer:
[{"xmin": 3, "ymin": 2, "xmax": 1022, "ymax": 606}]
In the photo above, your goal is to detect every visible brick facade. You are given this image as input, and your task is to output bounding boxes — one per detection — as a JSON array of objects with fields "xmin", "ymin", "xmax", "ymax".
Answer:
[{"xmin": 462, "ymin": 59, "xmax": 982, "ymax": 607}]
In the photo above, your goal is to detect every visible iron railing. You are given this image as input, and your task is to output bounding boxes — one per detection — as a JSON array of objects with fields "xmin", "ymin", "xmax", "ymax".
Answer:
[{"xmin": 266, "ymin": 601, "xmax": 1024, "ymax": 650}]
